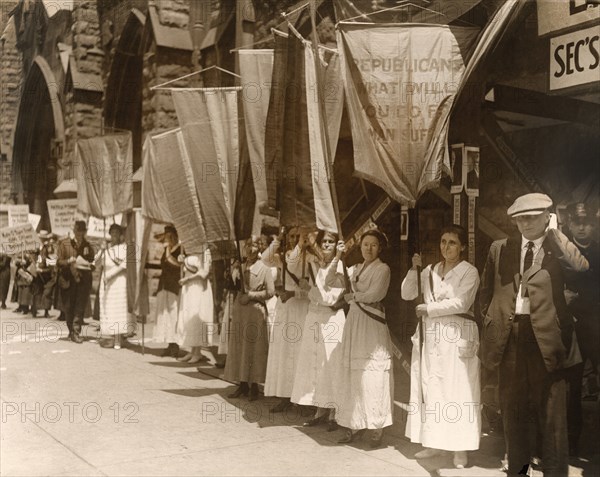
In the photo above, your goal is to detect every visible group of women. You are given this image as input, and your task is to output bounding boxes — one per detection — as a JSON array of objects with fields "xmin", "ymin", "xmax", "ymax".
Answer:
[{"xmin": 149, "ymin": 222, "xmax": 481, "ymax": 467}]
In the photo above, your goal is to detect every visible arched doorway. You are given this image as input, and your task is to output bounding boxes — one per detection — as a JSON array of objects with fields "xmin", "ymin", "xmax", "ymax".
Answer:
[
  {"xmin": 103, "ymin": 9, "xmax": 146, "ymax": 172},
  {"xmin": 12, "ymin": 56, "xmax": 65, "ymax": 230}
]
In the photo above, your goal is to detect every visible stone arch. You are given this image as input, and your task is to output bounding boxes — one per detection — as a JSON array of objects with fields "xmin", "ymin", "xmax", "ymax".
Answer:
[
  {"xmin": 103, "ymin": 8, "xmax": 147, "ymax": 172},
  {"xmin": 12, "ymin": 55, "xmax": 65, "ymax": 229}
]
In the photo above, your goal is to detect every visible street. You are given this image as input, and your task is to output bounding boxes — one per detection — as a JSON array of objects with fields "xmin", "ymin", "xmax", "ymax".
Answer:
[{"xmin": 0, "ymin": 303, "xmax": 597, "ymax": 477}]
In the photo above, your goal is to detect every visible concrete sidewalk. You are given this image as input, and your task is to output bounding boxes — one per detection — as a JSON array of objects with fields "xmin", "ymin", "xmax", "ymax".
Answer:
[{"xmin": 1, "ymin": 305, "xmax": 597, "ymax": 477}]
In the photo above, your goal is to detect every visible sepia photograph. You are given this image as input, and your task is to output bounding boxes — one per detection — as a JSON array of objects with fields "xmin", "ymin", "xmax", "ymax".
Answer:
[{"xmin": 0, "ymin": 0, "xmax": 599, "ymax": 476}]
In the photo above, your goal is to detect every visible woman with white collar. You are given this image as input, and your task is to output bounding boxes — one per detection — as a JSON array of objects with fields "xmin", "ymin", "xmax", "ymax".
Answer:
[{"xmin": 401, "ymin": 224, "xmax": 481, "ymax": 469}]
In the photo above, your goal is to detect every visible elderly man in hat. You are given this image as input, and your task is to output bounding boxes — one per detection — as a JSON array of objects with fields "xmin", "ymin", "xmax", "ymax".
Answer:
[
  {"xmin": 564, "ymin": 202, "xmax": 600, "ymax": 455},
  {"xmin": 56, "ymin": 220, "xmax": 95, "ymax": 343},
  {"xmin": 479, "ymin": 193, "xmax": 589, "ymax": 477}
]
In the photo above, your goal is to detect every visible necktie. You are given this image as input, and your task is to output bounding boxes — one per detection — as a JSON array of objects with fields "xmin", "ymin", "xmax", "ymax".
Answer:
[{"xmin": 523, "ymin": 241, "xmax": 534, "ymax": 274}]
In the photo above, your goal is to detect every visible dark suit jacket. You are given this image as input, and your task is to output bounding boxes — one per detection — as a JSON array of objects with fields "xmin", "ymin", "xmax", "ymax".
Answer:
[{"xmin": 479, "ymin": 229, "xmax": 588, "ymax": 373}]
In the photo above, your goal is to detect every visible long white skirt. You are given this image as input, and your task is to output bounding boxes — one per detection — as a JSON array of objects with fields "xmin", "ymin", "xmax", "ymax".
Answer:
[
  {"xmin": 264, "ymin": 296, "xmax": 309, "ymax": 398},
  {"xmin": 291, "ymin": 303, "xmax": 345, "ymax": 409},
  {"xmin": 335, "ymin": 302, "xmax": 394, "ymax": 430},
  {"xmin": 406, "ymin": 315, "xmax": 481, "ymax": 451},
  {"xmin": 153, "ymin": 290, "xmax": 179, "ymax": 344},
  {"xmin": 176, "ymin": 279, "xmax": 214, "ymax": 347},
  {"xmin": 99, "ymin": 272, "xmax": 129, "ymax": 336}
]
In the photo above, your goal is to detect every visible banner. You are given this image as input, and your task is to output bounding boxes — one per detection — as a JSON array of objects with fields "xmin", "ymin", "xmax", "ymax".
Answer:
[
  {"xmin": 76, "ymin": 132, "xmax": 134, "ymax": 218},
  {"xmin": 7, "ymin": 204, "xmax": 29, "ymax": 226},
  {"xmin": 304, "ymin": 45, "xmax": 344, "ymax": 233},
  {"xmin": 238, "ymin": 49, "xmax": 274, "ymax": 212},
  {"xmin": 152, "ymin": 129, "xmax": 208, "ymax": 255},
  {"xmin": 337, "ymin": 23, "xmax": 478, "ymax": 206},
  {"xmin": 173, "ymin": 88, "xmax": 239, "ymax": 241},
  {"xmin": 264, "ymin": 33, "xmax": 289, "ymax": 213},
  {"xmin": 47, "ymin": 199, "xmax": 82, "ymax": 236},
  {"xmin": 141, "ymin": 134, "xmax": 173, "ymax": 224},
  {"xmin": 0, "ymin": 224, "xmax": 39, "ymax": 256}
]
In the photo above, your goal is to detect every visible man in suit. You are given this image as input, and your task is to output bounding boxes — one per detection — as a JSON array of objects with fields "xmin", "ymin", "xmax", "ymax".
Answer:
[
  {"xmin": 57, "ymin": 220, "xmax": 95, "ymax": 343},
  {"xmin": 479, "ymin": 193, "xmax": 589, "ymax": 477}
]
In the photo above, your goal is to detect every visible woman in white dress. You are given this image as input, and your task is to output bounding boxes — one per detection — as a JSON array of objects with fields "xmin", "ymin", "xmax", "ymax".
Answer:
[
  {"xmin": 176, "ymin": 247, "xmax": 214, "ymax": 364},
  {"xmin": 153, "ymin": 225, "xmax": 182, "ymax": 358},
  {"xmin": 291, "ymin": 231, "xmax": 346, "ymax": 431},
  {"xmin": 401, "ymin": 224, "xmax": 480, "ymax": 469},
  {"xmin": 336, "ymin": 229, "xmax": 393, "ymax": 447},
  {"xmin": 96, "ymin": 224, "xmax": 129, "ymax": 349},
  {"xmin": 264, "ymin": 227, "xmax": 311, "ymax": 412}
]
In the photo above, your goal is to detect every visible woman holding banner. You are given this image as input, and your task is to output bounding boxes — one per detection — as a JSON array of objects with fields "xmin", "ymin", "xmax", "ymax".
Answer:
[
  {"xmin": 291, "ymin": 231, "xmax": 346, "ymax": 431},
  {"xmin": 96, "ymin": 224, "xmax": 129, "ymax": 349},
  {"xmin": 153, "ymin": 225, "xmax": 182, "ymax": 358},
  {"xmin": 176, "ymin": 246, "xmax": 214, "ymax": 364},
  {"xmin": 225, "ymin": 236, "xmax": 275, "ymax": 401},
  {"xmin": 335, "ymin": 229, "xmax": 393, "ymax": 448},
  {"xmin": 401, "ymin": 224, "xmax": 480, "ymax": 469}
]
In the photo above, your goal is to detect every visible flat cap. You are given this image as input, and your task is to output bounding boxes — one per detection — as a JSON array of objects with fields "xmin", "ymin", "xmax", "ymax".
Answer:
[{"xmin": 507, "ymin": 193, "xmax": 552, "ymax": 217}]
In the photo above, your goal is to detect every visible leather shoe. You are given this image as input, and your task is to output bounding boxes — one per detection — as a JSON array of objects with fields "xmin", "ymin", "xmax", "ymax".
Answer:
[
  {"xmin": 71, "ymin": 333, "xmax": 83, "ymax": 344},
  {"xmin": 303, "ymin": 414, "xmax": 327, "ymax": 427},
  {"xmin": 369, "ymin": 429, "xmax": 384, "ymax": 448},
  {"xmin": 228, "ymin": 383, "xmax": 249, "ymax": 398},
  {"xmin": 338, "ymin": 429, "xmax": 365, "ymax": 444},
  {"xmin": 327, "ymin": 420, "xmax": 338, "ymax": 432},
  {"xmin": 248, "ymin": 383, "xmax": 260, "ymax": 401}
]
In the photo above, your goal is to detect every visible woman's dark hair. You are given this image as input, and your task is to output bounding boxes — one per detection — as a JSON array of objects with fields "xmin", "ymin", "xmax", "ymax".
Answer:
[
  {"xmin": 360, "ymin": 229, "xmax": 388, "ymax": 249},
  {"xmin": 316, "ymin": 230, "xmax": 339, "ymax": 245},
  {"xmin": 108, "ymin": 223, "xmax": 123, "ymax": 235},
  {"xmin": 440, "ymin": 224, "xmax": 467, "ymax": 246}
]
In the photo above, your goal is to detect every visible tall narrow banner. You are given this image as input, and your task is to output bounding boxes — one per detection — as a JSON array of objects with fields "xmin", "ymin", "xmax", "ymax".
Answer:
[
  {"xmin": 337, "ymin": 24, "xmax": 478, "ymax": 206},
  {"xmin": 172, "ymin": 88, "xmax": 239, "ymax": 242},
  {"xmin": 277, "ymin": 33, "xmax": 345, "ymax": 231},
  {"xmin": 76, "ymin": 132, "xmax": 134, "ymax": 218},
  {"xmin": 238, "ymin": 49, "xmax": 274, "ymax": 212},
  {"xmin": 141, "ymin": 134, "xmax": 173, "ymax": 224},
  {"xmin": 304, "ymin": 45, "xmax": 344, "ymax": 233},
  {"xmin": 264, "ymin": 34, "xmax": 289, "ymax": 213},
  {"xmin": 152, "ymin": 129, "xmax": 208, "ymax": 255}
]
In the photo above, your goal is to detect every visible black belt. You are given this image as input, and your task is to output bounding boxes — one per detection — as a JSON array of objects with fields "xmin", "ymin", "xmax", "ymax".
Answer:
[{"xmin": 513, "ymin": 314, "xmax": 530, "ymax": 323}]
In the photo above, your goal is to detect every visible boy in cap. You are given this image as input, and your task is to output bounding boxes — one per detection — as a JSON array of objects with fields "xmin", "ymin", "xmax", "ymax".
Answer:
[
  {"xmin": 56, "ymin": 220, "xmax": 95, "ymax": 343},
  {"xmin": 564, "ymin": 202, "xmax": 599, "ymax": 455},
  {"xmin": 479, "ymin": 193, "xmax": 589, "ymax": 476}
]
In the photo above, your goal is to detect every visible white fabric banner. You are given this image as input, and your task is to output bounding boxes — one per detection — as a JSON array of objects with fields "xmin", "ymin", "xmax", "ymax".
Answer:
[{"xmin": 337, "ymin": 24, "xmax": 478, "ymax": 206}]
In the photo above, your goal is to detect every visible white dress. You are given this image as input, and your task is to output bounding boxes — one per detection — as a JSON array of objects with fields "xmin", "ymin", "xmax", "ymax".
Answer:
[
  {"xmin": 401, "ymin": 261, "xmax": 481, "ymax": 451},
  {"xmin": 264, "ymin": 243, "xmax": 310, "ymax": 398},
  {"xmin": 97, "ymin": 243, "xmax": 129, "ymax": 336},
  {"xmin": 176, "ymin": 249, "xmax": 214, "ymax": 347},
  {"xmin": 291, "ymin": 259, "xmax": 346, "ymax": 409},
  {"xmin": 336, "ymin": 258, "xmax": 394, "ymax": 430}
]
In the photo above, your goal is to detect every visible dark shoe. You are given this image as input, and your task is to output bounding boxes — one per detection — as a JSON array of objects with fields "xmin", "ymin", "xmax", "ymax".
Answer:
[
  {"xmin": 214, "ymin": 361, "xmax": 225, "ymax": 368},
  {"xmin": 71, "ymin": 333, "xmax": 84, "ymax": 344},
  {"xmin": 338, "ymin": 428, "xmax": 366, "ymax": 444},
  {"xmin": 99, "ymin": 338, "xmax": 115, "ymax": 348},
  {"xmin": 327, "ymin": 420, "xmax": 338, "ymax": 432},
  {"xmin": 1, "ymin": 303, "xmax": 6, "ymax": 309},
  {"xmin": 369, "ymin": 429, "xmax": 384, "ymax": 448},
  {"xmin": 303, "ymin": 414, "xmax": 327, "ymax": 427},
  {"xmin": 271, "ymin": 399, "xmax": 292, "ymax": 413},
  {"xmin": 228, "ymin": 383, "xmax": 249, "ymax": 398},
  {"xmin": 170, "ymin": 343, "xmax": 180, "ymax": 358},
  {"xmin": 160, "ymin": 344, "xmax": 174, "ymax": 357},
  {"xmin": 248, "ymin": 383, "xmax": 260, "ymax": 401}
]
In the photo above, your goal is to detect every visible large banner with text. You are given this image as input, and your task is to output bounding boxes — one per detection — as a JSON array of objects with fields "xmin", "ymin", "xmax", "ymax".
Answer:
[{"xmin": 337, "ymin": 23, "xmax": 478, "ymax": 206}]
